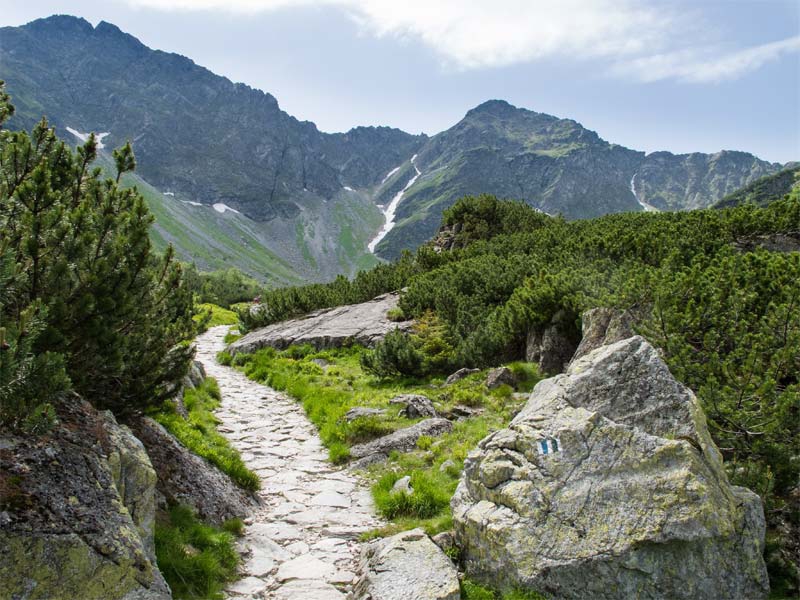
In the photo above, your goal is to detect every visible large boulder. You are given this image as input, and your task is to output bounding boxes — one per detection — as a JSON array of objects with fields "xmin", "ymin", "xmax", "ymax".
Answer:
[
  {"xmin": 129, "ymin": 417, "xmax": 255, "ymax": 525},
  {"xmin": 0, "ymin": 399, "xmax": 170, "ymax": 600},
  {"xmin": 350, "ymin": 528, "xmax": 460, "ymax": 600},
  {"xmin": 452, "ymin": 336, "xmax": 769, "ymax": 600},
  {"xmin": 228, "ymin": 292, "xmax": 413, "ymax": 355}
]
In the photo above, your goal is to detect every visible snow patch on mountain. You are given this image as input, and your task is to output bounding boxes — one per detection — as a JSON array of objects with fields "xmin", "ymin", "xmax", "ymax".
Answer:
[{"xmin": 66, "ymin": 127, "xmax": 110, "ymax": 149}]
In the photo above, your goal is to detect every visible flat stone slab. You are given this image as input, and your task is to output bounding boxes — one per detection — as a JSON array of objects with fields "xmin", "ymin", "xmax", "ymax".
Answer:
[
  {"xmin": 194, "ymin": 327, "xmax": 384, "ymax": 598},
  {"xmin": 227, "ymin": 292, "xmax": 413, "ymax": 354}
]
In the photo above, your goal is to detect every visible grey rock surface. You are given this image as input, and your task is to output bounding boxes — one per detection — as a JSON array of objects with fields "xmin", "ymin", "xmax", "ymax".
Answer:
[
  {"xmin": 0, "ymin": 398, "xmax": 169, "ymax": 600},
  {"xmin": 485, "ymin": 366, "xmax": 516, "ymax": 390},
  {"xmin": 350, "ymin": 418, "xmax": 453, "ymax": 460},
  {"xmin": 452, "ymin": 336, "xmax": 769, "ymax": 600},
  {"xmin": 525, "ymin": 309, "xmax": 580, "ymax": 373},
  {"xmin": 389, "ymin": 394, "xmax": 437, "ymax": 418},
  {"xmin": 350, "ymin": 528, "xmax": 460, "ymax": 600},
  {"xmin": 444, "ymin": 367, "xmax": 480, "ymax": 385},
  {"xmin": 570, "ymin": 307, "xmax": 636, "ymax": 364},
  {"xmin": 130, "ymin": 416, "xmax": 255, "ymax": 525},
  {"xmin": 343, "ymin": 407, "xmax": 385, "ymax": 422},
  {"xmin": 100, "ymin": 411, "xmax": 159, "ymax": 563},
  {"xmin": 391, "ymin": 475, "xmax": 413, "ymax": 495},
  {"xmin": 228, "ymin": 293, "xmax": 412, "ymax": 355}
]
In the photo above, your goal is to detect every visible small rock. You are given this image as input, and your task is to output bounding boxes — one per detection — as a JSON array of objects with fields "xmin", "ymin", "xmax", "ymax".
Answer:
[
  {"xmin": 444, "ymin": 368, "xmax": 480, "ymax": 386},
  {"xmin": 311, "ymin": 358, "xmax": 330, "ymax": 368},
  {"xmin": 442, "ymin": 405, "xmax": 484, "ymax": 420},
  {"xmin": 439, "ymin": 459, "xmax": 456, "ymax": 473},
  {"xmin": 389, "ymin": 394, "xmax": 437, "ymax": 418},
  {"xmin": 391, "ymin": 475, "xmax": 413, "ymax": 495},
  {"xmin": 485, "ymin": 366, "xmax": 516, "ymax": 390},
  {"xmin": 431, "ymin": 531, "xmax": 457, "ymax": 555},
  {"xmin": 350, "ymin": 453, "xmax": 388, "ymax": 470},
  {"xmin": 343, "ymin": 407, "xmax": 385, "ymax": 422}
]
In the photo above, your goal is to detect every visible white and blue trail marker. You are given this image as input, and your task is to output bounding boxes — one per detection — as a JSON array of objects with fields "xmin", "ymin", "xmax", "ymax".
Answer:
[{"xmin": 537, "ymin": 437, "xmax": 561, "ymax": 456}]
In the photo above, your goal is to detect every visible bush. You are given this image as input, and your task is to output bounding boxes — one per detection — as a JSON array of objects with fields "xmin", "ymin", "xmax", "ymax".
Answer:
[
  {"xmin": 361, "ymin": 312, "xmax": 456, "ymax": 378},
  {"xmin": 0, "ymin": 83, "xmax": 194, "ymax": 422}
]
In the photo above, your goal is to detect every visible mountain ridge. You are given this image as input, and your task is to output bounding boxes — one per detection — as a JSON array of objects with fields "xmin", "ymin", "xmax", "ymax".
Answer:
[{"xmin": 0, "ymin": 15, "xmax": 785, "ymax": 270}]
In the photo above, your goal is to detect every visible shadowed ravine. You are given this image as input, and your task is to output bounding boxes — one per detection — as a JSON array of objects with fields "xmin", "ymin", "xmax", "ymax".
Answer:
[{"xmin": 195, "ymin": 326, "xmax": 382, "ymax": 599}]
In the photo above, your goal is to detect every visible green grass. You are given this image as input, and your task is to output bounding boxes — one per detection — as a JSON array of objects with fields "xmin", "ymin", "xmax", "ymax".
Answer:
[
  {"xmin": 194, "ymin": 303, "xmax": 239, "ymax": 328},
  {"xmin": 151, "ymin": 378, "xmax": 259, "ymax": 491},
  {"xmin": 231, "ymin": 344, "xmax": 540, "ymax": 534},
  {"xmin": 461, "ymin": 580, "xmax": 547, "ymax": 600},
  {"xmin": 154, "ymin": 504, "xmax": 242, "ymax": 600}
]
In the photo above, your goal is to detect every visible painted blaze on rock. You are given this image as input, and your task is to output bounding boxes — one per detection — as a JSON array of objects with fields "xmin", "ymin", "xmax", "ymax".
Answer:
[{"xmin": 451, "ymin": 336, "xmax": 769, "ymax": 600}]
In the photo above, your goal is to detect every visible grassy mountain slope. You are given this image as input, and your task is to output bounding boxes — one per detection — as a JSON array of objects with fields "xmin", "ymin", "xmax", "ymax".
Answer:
[{"xmin": 715, "ymin": 164, "xmax": 800, "ymax": 209}]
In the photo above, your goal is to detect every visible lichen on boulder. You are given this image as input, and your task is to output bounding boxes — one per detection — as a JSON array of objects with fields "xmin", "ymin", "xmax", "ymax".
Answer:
[
  {"xmin": 0, "ymin": 399, "xmax": 170, "ymax": 600},
  {"xmin": 452, "ymin": 336, "xmax": 769, "ymax": 600},
  {"xmin": 350, "ymin": 528, "xmax": 460, "ymax": 600}
]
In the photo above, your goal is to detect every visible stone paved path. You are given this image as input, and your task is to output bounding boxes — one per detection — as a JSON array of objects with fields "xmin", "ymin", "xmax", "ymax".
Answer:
[{"xmin": 195, "ymin": 326, "xmax": 382, "ymax": 599}]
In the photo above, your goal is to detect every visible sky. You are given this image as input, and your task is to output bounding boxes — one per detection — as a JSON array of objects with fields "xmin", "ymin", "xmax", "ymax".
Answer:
[{"xmin": 3, "ymin": 0, "xmax": 799, "ymax": 163}]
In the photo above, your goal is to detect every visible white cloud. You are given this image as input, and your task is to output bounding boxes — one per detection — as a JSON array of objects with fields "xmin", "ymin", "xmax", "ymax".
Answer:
[
  {"xmin": 121, "ymin": 0, "xmax": 799, "ymax": 82},
  {"xmin": 615, "ymin": 35, "xmax": 800, "ymax": 83}
]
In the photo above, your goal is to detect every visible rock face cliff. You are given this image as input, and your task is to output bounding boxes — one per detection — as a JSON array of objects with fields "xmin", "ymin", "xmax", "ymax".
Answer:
[
  {"xmin": 0, "ymin": 399, "xmax": 170, "ymax": 600},
  {"xmin": 451, "ymin": 336, "xmax": 769, "ymax": 600}
]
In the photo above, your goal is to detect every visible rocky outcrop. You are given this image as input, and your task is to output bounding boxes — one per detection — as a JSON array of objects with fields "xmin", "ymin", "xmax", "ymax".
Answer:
[
  {"xmin": 129, "ymin": 417, "xmax": 255, "ymax": 525},
  {"xmin": 350, "ymin": 528, "xmax": 460, "ymax": 600},
  {"xmin": 389, "ymin": 394, "xmax": 437, "ymax": 418},
  {"xmin": 0, "ymin": 399, "xmax": 170, "ymax": 600},
  {"xmin": 452, "ymin": 336, "xmax": 769, "ymax": 600},
  {"xmin": 228, "ymin": 293, "xmax": 413, "ymax": 355},
  {"xmin": 570, "ymin": 307, "xmax": 637, "ymax": 365},
  {"xmin": 350, "ymin": 419, "xmax": 453, "ymax": 463},
  {"xmin": 485, "ymin": 367, "xmax": 516, "ymax": 390},
  {"xmin": 525, "ymin": 310, "xmax": 580, "ymax": 374},
  {"xmin": 100, "ymin": 411, "xmax": 160, "ymax": 563}
]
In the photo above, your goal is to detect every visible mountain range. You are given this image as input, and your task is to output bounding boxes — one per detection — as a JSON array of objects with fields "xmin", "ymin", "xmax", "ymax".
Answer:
[{"xmin": 0, "ymin": 15, "xmax": 786, "ymax": 278}]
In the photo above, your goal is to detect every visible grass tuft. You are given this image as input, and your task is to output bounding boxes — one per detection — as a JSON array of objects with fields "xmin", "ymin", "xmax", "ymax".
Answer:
[
  {"xmin": 151, "ymin": 378, "xmax": 259, "ymax": 491},
  {"xmin": 155, "ymin": 504, "xmax": 241, "ymax": 600}
]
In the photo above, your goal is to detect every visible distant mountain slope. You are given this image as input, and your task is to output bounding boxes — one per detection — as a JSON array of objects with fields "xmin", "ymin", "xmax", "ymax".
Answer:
[
  {"xmin": 1, "ymin": 16, "xmax": 786, "ymax": 269},
  {"xmin": 0, "ymin": 15, "xmax": 414, "ymax": 279},
  {"xmin": 715, "ymin": 165, "xmax": 800, "ymax": 209},
  {"xmin": 368, "ymin": 100, "xmax": 783, "ymax": 258}
]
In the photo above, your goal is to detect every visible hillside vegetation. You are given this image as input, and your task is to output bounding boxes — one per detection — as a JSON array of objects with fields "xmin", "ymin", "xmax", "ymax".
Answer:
[
  {"xmin": 240, "ymin": 191, "xmax": 800, "ymax": 594},
  {"xmin": 715, "ymin": 165, "xmax": 800, "ymax": 208}
]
